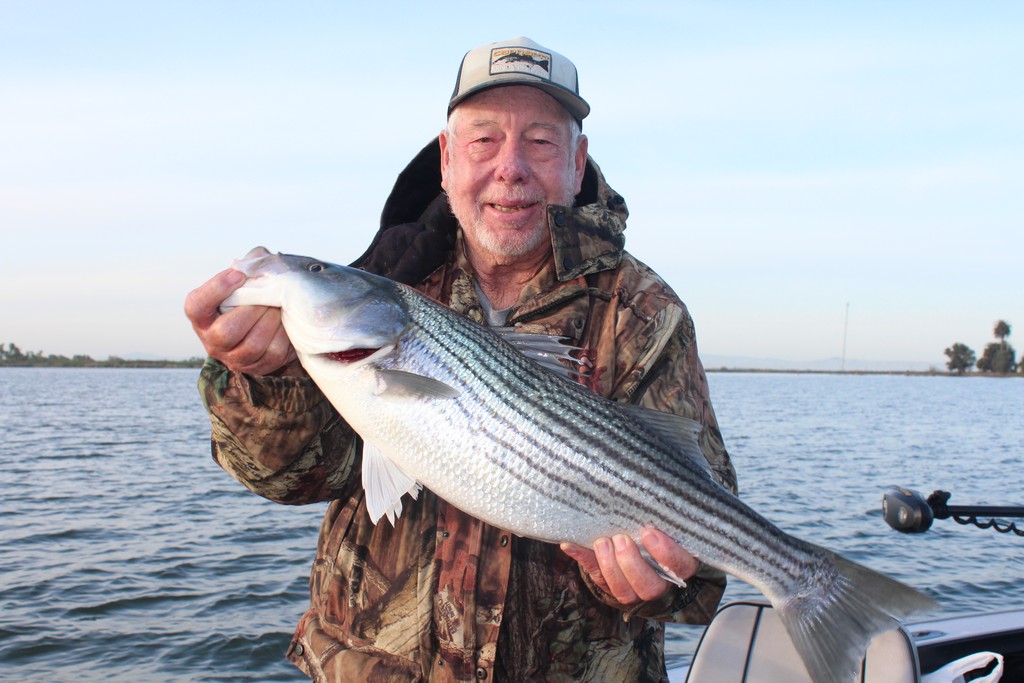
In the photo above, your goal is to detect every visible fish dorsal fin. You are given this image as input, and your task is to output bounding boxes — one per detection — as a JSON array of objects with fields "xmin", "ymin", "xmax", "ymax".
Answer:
[
  {"xmin": 361, "ymin": 440, "xmax": 422, "ymax": 526},
  {"xmin": 493, "ymin": 328, "xmax": 583, "ymax": 380},
  {"xmin": 377, "ymin": 370, "xmax": 459, "ymax": 400},
  {"xmin": 619, "ymin": 405, "xmax": 712, "ymax": 475}
]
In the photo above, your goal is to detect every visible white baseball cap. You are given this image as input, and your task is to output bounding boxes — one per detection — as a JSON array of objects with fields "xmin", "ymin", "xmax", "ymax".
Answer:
[{"xmin": 448, "ymin": 37, "xmax": 590, "ymax": 125}]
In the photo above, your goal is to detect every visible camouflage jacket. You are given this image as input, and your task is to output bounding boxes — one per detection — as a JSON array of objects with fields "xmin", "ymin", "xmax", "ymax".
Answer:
[{"xmin": 198, "ymin": 140, "xmax": 737, "ymax": 682}]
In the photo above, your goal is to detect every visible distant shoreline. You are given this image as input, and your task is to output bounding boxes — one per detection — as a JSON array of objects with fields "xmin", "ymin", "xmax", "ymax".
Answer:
[
  {"xmin": 1, "ymin": 360, "xmax": 1018, "ymax": 377},
  {"xmin": 705, "ymin": 367, "xmax": 1020, "ymax": 378},
  {"xmin": 0, "ymin": 358, "xmax": 205, "ymax": 369}
]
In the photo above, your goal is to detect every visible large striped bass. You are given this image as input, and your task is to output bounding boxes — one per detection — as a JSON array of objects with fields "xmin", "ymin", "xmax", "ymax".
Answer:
[{"xmin": 220, "ymin": 246, "xmax": 936, "ymax": 683}]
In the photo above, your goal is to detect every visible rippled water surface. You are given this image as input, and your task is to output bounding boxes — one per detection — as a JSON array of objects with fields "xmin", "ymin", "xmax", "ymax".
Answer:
[
  {"xmin": 666, "ymin": 372, "xmax": 1024, "ymax": 662},
  {"xmin": 1, "ymin": 368, "xmax": 1021, "ymax": 681}
]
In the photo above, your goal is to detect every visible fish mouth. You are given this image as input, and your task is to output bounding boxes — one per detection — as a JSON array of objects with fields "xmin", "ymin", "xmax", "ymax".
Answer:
[{"xmin": 325, "ymin": 348, "xmax": 380, "ymax": 363}]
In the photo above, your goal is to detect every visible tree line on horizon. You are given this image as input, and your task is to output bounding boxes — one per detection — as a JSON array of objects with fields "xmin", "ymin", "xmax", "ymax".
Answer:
[
  {"xmin": 4, "ymin": 329, "xmax": 1021, "ymax": 375},
  {"xmin": 0, "ymin": 342, "xmax": 204, "ymax": 368},
  {"xmin": 944, "ymin": 320, "xmax": 1019, "ymax": 375}
]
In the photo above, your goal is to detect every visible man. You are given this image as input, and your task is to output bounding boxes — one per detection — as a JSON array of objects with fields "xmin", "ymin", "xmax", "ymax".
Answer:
[{"xmin": 185, "ymin": 37, "xmax": 736, "ymax": 682}]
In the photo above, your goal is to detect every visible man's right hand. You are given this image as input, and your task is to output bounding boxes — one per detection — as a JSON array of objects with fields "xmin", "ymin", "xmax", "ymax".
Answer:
[{"xmin": 184, "ymin": 268, "xmax": 303, "ymax": 376}]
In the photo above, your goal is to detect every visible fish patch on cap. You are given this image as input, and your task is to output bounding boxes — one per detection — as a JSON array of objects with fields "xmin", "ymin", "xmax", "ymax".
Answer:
[{"xmin": 489, "ymin": 46, "xmax": 552, "ymax": 80}]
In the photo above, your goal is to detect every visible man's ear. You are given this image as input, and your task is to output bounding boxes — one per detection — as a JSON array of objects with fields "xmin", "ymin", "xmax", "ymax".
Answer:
[
  {"xmin": 573, "ymin": 135, "xmax": 589, "ymax": 194},
  {"xmin": 438, "ymin": 130, "xmax": 451, "ymax": 192}
]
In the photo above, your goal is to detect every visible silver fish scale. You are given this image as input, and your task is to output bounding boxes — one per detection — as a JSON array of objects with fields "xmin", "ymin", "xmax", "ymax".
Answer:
[{"xmin": 365, "ymin": 286, "xmax": 814, "ymax": 596}]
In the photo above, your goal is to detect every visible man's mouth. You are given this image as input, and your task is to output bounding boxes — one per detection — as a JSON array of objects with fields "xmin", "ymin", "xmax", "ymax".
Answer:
[{"xmin": 487, "ymin": 201, "xmax": 539, "ymax": 213}]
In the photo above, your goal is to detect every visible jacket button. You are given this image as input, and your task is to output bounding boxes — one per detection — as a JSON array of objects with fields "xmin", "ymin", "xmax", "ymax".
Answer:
[
  {"xmin": 499, "ymin": 535, "xmax": 509, "ymax": 547},
  {"xmin": 553, "ymin": 212, "xmax": 568, "ymax": 227},
  {"xmin": 475, "ymin": 666, "xmax": 488, "ymax": 679},
  {"xmin": 293, "ymin": 642, "xmax": 304, "ymax": 657},
  {"xmin": 562, "ymin": 257, "xmax": 575, "ymax": 271}
]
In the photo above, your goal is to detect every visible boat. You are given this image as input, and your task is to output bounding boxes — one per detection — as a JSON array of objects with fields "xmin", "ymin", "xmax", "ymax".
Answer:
[
  {"xmin": 666, "ymin": 487, "xmax": 1024, "ymax": 682},
  {"xmin": 667, "ymin": 601, "xmax": 1023, "ymax": 682}
]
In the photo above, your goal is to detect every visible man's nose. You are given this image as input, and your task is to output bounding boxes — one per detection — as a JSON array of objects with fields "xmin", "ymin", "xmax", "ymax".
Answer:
[{"xmin": 494, "ymin": 140, "xmax": 529, "ymax": 184}]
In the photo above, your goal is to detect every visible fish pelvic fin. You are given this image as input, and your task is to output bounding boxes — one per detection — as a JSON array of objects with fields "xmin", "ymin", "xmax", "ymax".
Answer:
[
  {"xmin": 361, "ymin": 441, "xmax": 422, "ymax": 526},
  {"xmin": 776, "ymin": 548, "xmax": 937, "ymax": 683}
]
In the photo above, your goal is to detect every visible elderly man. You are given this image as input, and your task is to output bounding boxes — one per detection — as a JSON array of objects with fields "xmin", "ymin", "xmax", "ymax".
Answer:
[{"xmin": 185, "ymin": 37, "xmax": 736, "ymax": 682}]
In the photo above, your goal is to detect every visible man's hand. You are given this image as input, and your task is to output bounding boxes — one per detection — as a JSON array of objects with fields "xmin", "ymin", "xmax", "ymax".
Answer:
[
  {"xmin": 561, "ymin": 527, "xmax": 699, "ymax": 605},
  {"xmin": 184, "ymin": 268, "xmax": 302, "ymax": 376}
]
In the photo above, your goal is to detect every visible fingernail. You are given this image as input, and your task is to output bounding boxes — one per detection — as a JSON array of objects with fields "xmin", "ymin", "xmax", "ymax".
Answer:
[
  {"xmin": 613, "ymin": 535, "xmax": 629, "ymax": 552},
  {"xmin": 594, "ymin": 538, "xmax": 612, "ymax": 555},
  {"xmin": 643, "ymin": 526, "xmax": 668, "ymax": 548}
]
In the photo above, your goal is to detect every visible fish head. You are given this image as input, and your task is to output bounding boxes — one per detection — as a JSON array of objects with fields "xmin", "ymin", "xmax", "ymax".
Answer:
[{"xmin": 221, "ymin": 247, "xmax": 410, "ymax": 358}]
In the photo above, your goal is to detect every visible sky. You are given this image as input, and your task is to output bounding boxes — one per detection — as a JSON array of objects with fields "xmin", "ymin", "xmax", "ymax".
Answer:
[{"xmin": 1, "ymin": 1, "xmax": 1021, "ymax": 369}]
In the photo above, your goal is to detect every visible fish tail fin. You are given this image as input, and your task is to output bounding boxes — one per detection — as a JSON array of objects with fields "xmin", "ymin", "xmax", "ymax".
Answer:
[{"xmin": 775, "ymin": 549, "xmax": 937, "ymax": 683}]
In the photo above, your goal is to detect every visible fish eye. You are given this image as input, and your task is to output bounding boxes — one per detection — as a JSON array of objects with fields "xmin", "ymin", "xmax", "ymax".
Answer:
[{"xmin": 308, "ymin": 262, "xmax": 324, "ymax": 273}]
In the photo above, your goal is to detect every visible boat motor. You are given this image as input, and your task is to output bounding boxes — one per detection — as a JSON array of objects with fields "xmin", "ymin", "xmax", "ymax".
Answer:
[
  {"xmin": 883, "ymin": 486, "xmax": 1024, "ymax": 536},
  {"xmin": 883, "ymin": 486, "xmax": 935, "ymax": 533}
]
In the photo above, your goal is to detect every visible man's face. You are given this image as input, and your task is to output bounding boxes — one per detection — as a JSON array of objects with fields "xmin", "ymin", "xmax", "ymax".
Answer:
[{"xmin": 440, "ymin": 85, "xmax": 588, "ymax": 267}]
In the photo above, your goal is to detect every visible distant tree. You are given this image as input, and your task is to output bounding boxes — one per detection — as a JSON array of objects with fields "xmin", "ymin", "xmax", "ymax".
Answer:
[
  {"xmin": 0, "ymin": 343, "xmax": 200, "ymax": 367},
  {"xmin": 3, "ymin": 342, "xmax": 24, "ymax": 360},
  {"xmin": 977, "ymin": 342, "xmax": 1017, "ymax": 374},
  {"xmin": 975, "ymin": 320, "xmax": 1017, "ymax": 374},
  {"xmin": 944, "ymin": 343, "xmax": 976, "ymax": 375}
]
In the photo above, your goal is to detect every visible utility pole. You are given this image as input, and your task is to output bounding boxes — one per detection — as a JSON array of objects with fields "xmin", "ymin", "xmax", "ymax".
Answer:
[{"xmin": 841, "ymin": 302, "xmax": 849, "ymax": 372}]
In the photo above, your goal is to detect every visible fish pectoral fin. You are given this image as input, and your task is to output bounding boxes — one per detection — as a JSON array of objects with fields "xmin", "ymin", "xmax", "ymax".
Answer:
[
  {"xmin": 377, "ymin": 370, "xmax": 459, "ymax": 400},
  {"xmin": 361, "ymin": 441, "xmax": 422, "ymax": 526},
  {"xmin": 619, "ymin": 405, "xmax": 713, "ymax": 476}
]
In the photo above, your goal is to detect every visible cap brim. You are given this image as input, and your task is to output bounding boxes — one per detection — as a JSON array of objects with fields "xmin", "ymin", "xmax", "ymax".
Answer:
[{"xmin": 449, "ymin": 80, "xmax": 590, "ymax": 123}]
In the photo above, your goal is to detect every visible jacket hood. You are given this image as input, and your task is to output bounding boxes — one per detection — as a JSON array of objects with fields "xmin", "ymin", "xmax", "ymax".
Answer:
[{"xmin": 354, "ymin": 137, "xmax": 629, "ymax": 286}]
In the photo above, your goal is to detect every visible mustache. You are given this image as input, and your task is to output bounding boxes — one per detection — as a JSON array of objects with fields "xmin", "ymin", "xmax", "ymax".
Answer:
[{"xmin": 482, "ymin": 186, "xmax": 545, "ymax": 206}]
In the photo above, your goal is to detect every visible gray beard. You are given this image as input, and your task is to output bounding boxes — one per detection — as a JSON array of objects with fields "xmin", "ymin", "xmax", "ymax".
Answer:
[{"xmin": 445, "ymin": 185, "xmax": 576, "ymax": 263}]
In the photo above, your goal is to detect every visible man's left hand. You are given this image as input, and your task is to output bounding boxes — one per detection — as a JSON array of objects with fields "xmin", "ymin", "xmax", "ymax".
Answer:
[{"xmin": 561, "ymin": 527, "xmax": 699, "ymax": 605}]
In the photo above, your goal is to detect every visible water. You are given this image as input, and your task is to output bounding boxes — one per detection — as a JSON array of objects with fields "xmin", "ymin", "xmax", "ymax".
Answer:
[
  {"xmin": 1, "ymin": 368, "xmax": 1021, "ymax": 681},
  {"xmin": 664, "ymin": 372, "xmax": 1024, "ymax": 663},
  {"xmin": 0, "ymin": 369, "xmax": 324, "ymax": 682}
]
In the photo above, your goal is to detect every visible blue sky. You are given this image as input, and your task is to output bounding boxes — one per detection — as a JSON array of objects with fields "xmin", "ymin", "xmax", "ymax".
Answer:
[{"xmin": 2, "ymin": 1, "xmax": 1021, "ymax": 367}]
